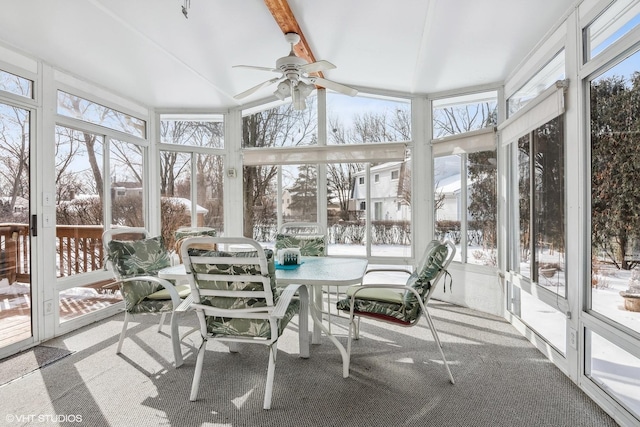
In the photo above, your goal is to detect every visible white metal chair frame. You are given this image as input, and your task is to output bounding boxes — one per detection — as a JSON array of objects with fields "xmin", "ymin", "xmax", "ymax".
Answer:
[
  {"xmin": 346, "ymin": 239, "xmax": 456, "ymax": 384},
  {"xmin": 102, "ymin": 227, "xmax": 185, "ymax": 367},
  {"xmin": 181, "ymin": 236, "xmax": 309, "ymax": 410}
]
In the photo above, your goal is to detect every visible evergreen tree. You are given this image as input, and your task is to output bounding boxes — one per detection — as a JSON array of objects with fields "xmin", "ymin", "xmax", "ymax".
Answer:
[
  {"xmin": 288, "ymin": 165, "xmax": 317, "ymax": 221},
  {"xmin": 591, "ymin": 72, "xmax": 640, "ymax": 269}
]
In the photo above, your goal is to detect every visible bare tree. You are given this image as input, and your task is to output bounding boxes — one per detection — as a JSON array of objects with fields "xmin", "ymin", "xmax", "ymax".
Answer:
[
  {"xmin": 0, "ymin": 104, "xmax": 29, "ymax": 216},
  {"xmin": 242, "ymin": 101, "xmax": 316, "ymax": 237},
  {"xmin": 159, "ymin": 119, "xmax": 224, "ymax": 199},
  {"xmin": 327, "ymin": 105, "xmax": 411, "ymax": 221},
  {"xmin": 433, "ymin": 102, "xmax": 497, "ymax": 138}
]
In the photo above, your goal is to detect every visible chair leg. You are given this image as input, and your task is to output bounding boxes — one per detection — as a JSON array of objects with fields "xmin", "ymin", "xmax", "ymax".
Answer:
[
  {"xmin": 298, "ymin": 286, "xmax": 309, "ymax": 358},
  {"xmin": 116, "ymin": 311, "xmax": 130, "ymax": 354},
  {"xmin": 170, "ymin": 311, "xmax": 183, "ymax": 368},
  {"xmin": 422, "ymin": 309, "xmax": 455, "ymax": 384},
  {"xmin": 263, "ymin": 343, "xmax": 278, "ymax": 410},
  {"xmin": 346, "ymin": 315, "xmax": 354, "ymax": 375},
  {"xmin": 157, "ymin": 312, "xmax": 168, "ymax": 333},
  {"xmin": 189, "ymin": 337, "xmax": 207, "ymax": 401}
]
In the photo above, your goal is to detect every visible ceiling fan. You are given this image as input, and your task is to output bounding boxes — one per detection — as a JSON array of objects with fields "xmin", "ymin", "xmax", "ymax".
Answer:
[{"xmin": 233, "ymin": 32, "xmax": 358, "ymax": 109}]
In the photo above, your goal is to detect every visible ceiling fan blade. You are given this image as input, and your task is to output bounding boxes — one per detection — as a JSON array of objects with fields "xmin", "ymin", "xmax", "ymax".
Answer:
[
  {"xmin": 233, "ymin": 77, "xmax": 280, "ymax": 100},
  {"xmin": 308, "ymin": 77, "xmax": 358, "ymax": 97},
  {"xmin": 299, "ymin": 60, "xmax": 336, "ymax": 74},
  {"xmin": 233, "ymin": 65, "xmax": 278, "ymax": 73}
]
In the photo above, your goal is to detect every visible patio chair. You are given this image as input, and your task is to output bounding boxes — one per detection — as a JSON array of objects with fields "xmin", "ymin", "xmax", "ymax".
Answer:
[
  {"xmin": 173, "ymin": 226, "xmax": 217, "ymax": 263},
  {"xmin": 103, "ymin": 227, "xmax": 191, "ymax": 367},
  {"xmin": 336, "ymin": 239, "xmax": 456, "ymax": 383},
  {"xmin": 275, "ymin": 222, "xmax": 326, "ymax": 257},
  {"xmin": 275, "ymin": 223, "xmax": 334, "ymax": 331},
  {"xmin": 181, "ymin": 236, "xmax": 309, "ymax": 410}
]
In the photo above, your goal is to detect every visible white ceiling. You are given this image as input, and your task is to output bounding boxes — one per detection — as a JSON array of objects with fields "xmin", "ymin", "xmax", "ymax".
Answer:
[{"xmin": 0, "ymin": 0, "xmax": 577, "ymax": 110}]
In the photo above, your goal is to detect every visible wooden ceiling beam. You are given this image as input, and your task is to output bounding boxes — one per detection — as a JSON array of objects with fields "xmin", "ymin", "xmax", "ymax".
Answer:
[{"xmin": 263, "ymin": 0, "xmax": 324, "ymax": 78}]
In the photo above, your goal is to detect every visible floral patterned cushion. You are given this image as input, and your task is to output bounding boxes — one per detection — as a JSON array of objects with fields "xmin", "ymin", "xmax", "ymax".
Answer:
[
  {"xmin": 147, "ymin": 283, "xmax": 191, "ymax": 300},
  {"xmin": 128, "ymin": 298, "xmax": 177, "ymax": 315},
  {"xmin": 106, "ymin": 236, "xmax": 173, "ymax": 312},
  {"xmin": 275, "ymin": 234, "xmax": 325, "ymax": 256},
  {"xmin": 174, "ymin": 227, "xmax": 217, "ymax": 241},
  {"xmin": 402, "ymin": 243, "xmax": 449, "ymax": 306},
  {"xmin": 174, "ymin": 227, "xmax": 217, "ymax": 262},
  {"xmin": 336, "ymin": 243, "xmax": 450, "ymax": 325},
  {"xmin": 187, "ymin": 248, "xmax": 299, "ymax": 338},
  {"xmin": 336, "ymin": 296, "xmax": 412, "ymax": 325}
]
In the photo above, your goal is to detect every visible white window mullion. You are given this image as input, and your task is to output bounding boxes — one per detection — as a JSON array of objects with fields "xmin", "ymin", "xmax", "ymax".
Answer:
[
  {"xmin": 277, "ymin": 166, "xmax": 283, "ymax": 228},
  {"xmin": 460, "ymin": 154, "xmax": 468, "ymax": 263},
  {"xmin": 365, "ymin": 164, "xmax": 371, "ymax": 258},
  {"xmin": 104, "ymin": 136, "xmax": 112, "ymax": 227},
  {"xmin": 190, "ymin": 152, "xmax": 198, "ymax": 226}
]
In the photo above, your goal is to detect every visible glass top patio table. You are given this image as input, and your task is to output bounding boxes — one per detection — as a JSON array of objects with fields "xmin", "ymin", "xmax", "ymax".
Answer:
[
  {"xmin": 158, "ymin": 256, "xmax": 369, "ymax": 378},
  {"xmin": 158, "ymin": 256, "xmax": 368, "ymax": 285},
  {"xmin": 275, "ymin": 256, "xmax": 368, "ymax": 286}
]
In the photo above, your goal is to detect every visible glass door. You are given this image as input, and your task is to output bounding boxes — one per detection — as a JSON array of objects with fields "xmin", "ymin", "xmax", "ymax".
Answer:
[{"xmin": 0, "ymin": 100, "xmax": 33, "ymax": 349}]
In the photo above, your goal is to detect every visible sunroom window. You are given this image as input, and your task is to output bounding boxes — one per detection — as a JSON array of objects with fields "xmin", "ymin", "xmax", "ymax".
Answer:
[
  {"xmin": 507, "ymin": 50, "xmax": 565, "ymax": 117},
  {"xmin": 502, "ymin": 77, "xmax": 567, "ymax": 355},
  {"xmin": 242, "ymin": 93, "xmax": 410, "ymax": 258},
  {"xmin": 327, "ymin": 93, "xmax": 411, "ymax": 144},
  {"xmin": 57, "ymin": 91, "xmax": 146, "ymax": 138},
  {"xmin": 159, "ymin": 114, "xmax": 225, "ymax": 247},
  {"xmin": 589, "ymin": 48, "xmax": 640, "ymax": 334},
  {"xmin": 160, "ymin": 114, "xmax": 224, "ymax": 148},
  {"xmin": 0, "ymin": 69, "xmax": 32, "ymax": 99},
  {"xmin": 584, "ymin": 0, "xmax": 640, "ymax": 61},
  {"xmin": 433, "ymin": 90, "xmax": 497, "ymax": 138},
  {"xmin": 432, "ymin": 90, "xmax": 498, "ymax": 265}
]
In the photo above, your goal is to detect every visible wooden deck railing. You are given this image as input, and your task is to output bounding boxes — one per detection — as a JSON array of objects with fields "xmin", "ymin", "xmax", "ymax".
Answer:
[
  {"xmin": 0, "ymin": 223, "xmax": 105, "ymax": 283},
  {"xmin": 0, "ymin": 224, "xmax": 24, "ymax": 283}
]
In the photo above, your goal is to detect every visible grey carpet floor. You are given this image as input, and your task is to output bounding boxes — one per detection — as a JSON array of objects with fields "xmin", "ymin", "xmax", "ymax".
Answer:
[
  {"xmin": 0, "ymin": 345, "xmax": 73, "ymax": 386},
  {"xmin": 0, "ymin": 302, "xmax": 618, "ymax": 427}
]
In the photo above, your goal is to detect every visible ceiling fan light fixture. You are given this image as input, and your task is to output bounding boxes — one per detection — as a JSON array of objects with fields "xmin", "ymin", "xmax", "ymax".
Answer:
[
  {"xmin": 292, "ymin": 87, "xmax": 306, "ymax": 111},
  {"xmin": 298, "ymin": 81, "xmax": 315, "ymax": 99},
  {"xmin": 274, "ymin": 80, "xmax": 291, "ymax": 100}
]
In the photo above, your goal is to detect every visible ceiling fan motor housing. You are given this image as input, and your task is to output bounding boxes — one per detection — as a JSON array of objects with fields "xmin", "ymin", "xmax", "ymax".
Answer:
[{"xmin": 276, "ymin": 54, "xmax": 307, "ymax": 83}]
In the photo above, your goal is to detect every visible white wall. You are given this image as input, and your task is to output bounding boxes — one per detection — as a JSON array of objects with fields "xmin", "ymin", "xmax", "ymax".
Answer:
[{"xmin": 432, "ymin": 264, "xmax": 504, "ymax": 317}]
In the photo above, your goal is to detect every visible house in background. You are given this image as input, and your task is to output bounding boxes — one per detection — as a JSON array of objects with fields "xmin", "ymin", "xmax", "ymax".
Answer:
[
  {"xmin": 163, "ymin": 197, "xmax": 209, "ymax": 226},
  {"xmin": 281, "ymin": 189, "xmax": 292, "ymax": 217},
  {"xmin": 0, "ymin": 196, "xmax": 28, "ymax": 215},
  {"xmin": 351, "ymin": 158, "xmax": 469, "ymax": 223},
  {"xmin": 352, "ymin": 161, "xmax": 410, "ymax": 221}
]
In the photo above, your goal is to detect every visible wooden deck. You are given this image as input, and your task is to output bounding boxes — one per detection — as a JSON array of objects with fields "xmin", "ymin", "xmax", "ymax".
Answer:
[
  {"xmin": 0, "ymin": 280, "xmax": 122, "ymax": 348},
  {"xmin": 0, "ymin": 223, "xmax": 117, "ymax": 348}
]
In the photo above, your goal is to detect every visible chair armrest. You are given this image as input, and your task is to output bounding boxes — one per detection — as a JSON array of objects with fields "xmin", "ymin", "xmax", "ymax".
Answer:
[
  {"xmin": 272, "ymin": 284, "xmax": 308, "ymax": 319},
  {"xmin": 364, "ymin": 268, "xmax": 412, "ymax": 277},
  {"xmin": 349, "ymin": 283, "xmax": 408, "ymax": 297},
  {"xmin": 118, "ymin": 275, "xmax": 183, "ymax": 308},
  {"xmin": 101, "ymin": 281, "xmax": 122, "ymax": 290},
  {"xmin": 175, "ymin": 293, "xmax": 194, "ymax": 312}
]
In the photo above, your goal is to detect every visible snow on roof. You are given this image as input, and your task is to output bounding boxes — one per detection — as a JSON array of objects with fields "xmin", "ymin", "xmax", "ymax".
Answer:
[
  {"xmin": 436, "ymin": 173, "xmax": 462, "ymax": 194},
  {"xmin": 0, "ymin": 196, "xmax": 28, "ymax": 206},
  {"xmin": 164, "ymin": 197, "xmax": 209, "ymax": 214}
]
